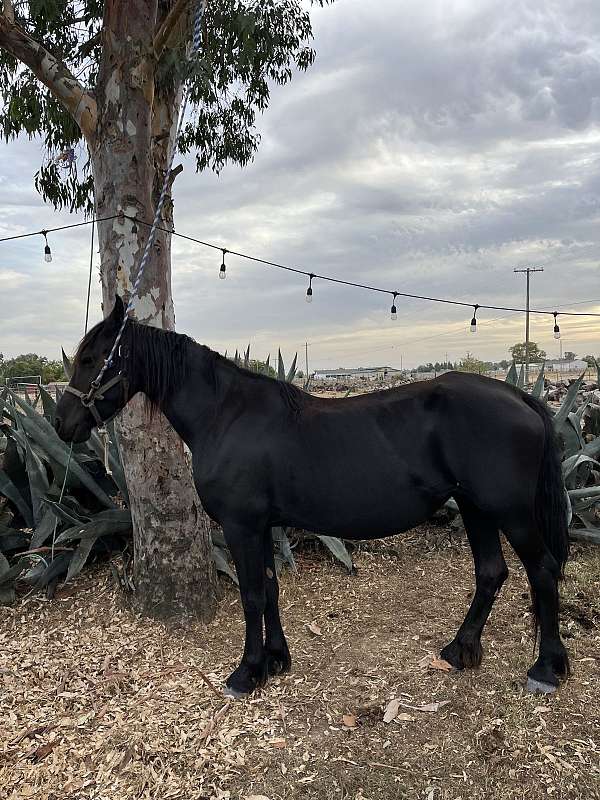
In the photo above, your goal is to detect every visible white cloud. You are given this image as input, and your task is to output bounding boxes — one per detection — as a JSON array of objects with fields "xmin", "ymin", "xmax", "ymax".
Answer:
[{"xmin": 0, "ymin": 0, "xmax": 599, "ymax": 367}]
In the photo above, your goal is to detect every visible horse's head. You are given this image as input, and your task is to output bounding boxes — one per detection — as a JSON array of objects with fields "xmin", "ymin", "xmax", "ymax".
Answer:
[{"xmin": 55, "ymin": 296, "xmax": 129, "ymax": 443}]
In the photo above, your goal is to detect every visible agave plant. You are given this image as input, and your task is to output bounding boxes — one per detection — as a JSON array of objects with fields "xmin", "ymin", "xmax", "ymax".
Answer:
[
  {"xmin": 506, "ymin": 364, "xmax": 600, "ymax": 544},
  {"xmin": 0, "ymin": 384, "xmax": 131, "ymax": 604}
]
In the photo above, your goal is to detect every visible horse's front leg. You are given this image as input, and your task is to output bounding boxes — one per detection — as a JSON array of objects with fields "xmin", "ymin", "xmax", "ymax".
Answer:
[{"xmin": 223, "ymin": 522, "xmax": 269, "ymax": 697}]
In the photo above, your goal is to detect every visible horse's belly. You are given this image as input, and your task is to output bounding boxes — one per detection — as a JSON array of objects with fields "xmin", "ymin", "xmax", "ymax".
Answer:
[{"xmin": 276, "ymin": 480, "xmax": 446, "ymax": 540}]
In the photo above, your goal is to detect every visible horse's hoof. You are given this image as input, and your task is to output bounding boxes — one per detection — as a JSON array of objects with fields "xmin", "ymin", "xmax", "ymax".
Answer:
[
  {"xmin": 526, "ymin": 677, "xmax": 557, "ymax": 695},
  {"xmin": 223, "ymin": 685, "xmax": 249, "ymax": 700}
]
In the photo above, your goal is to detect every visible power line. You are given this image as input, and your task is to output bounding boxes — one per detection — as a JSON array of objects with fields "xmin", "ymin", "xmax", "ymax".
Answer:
[{"xmin": 1, "ymin": 213, "xmax": 600, "ymax": 321}]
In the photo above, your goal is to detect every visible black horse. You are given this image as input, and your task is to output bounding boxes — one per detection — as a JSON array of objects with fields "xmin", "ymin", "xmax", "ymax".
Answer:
[{"xmin": 55, "ymin": 297, "xmax": 570, "ymax": 697}]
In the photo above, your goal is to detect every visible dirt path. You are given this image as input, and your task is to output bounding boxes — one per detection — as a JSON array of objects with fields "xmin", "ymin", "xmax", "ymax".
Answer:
[{"xmin": 1, "ymin": 530, "xmax": 599, "ymax": 800}]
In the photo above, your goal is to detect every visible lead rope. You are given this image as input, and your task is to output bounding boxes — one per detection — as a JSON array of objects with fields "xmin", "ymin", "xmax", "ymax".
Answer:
[
  {"xmin": 88, "ymin": 0, "xmax": 207, "ymax": 472},
  {"xmin": 89, "ymin": 0, "xmax": 207, "ymax": 394}
]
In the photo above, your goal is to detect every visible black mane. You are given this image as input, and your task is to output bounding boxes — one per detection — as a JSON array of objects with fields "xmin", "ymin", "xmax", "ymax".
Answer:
[{"xmin": 124, "ymin": 322, "xmax": 194, "ymax": 409}]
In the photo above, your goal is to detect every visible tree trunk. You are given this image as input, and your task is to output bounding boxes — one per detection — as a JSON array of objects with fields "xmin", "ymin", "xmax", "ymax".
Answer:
[{"xmin": 89, "ymin": 0, "xmax": 218, "ymax": 620}]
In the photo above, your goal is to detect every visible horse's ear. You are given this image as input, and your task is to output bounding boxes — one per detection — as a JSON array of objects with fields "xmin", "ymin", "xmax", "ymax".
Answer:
[{"xmin": 108, "ymin": 294, "xmax": 125, "ymax": 327}]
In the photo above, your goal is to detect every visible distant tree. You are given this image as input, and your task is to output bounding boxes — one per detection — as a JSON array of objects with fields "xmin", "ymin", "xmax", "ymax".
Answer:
[
  {"xmin": 0, "ymin": 353, "xmax": 64, "ymax": 384},
  {"xmin": 499, "ymin": 359, "xmax": 511, "ymax": 369},
  {"xmin": 563, "ymin": 351, "xmax": 577, "ymax": 361},
  {"xmin": 509, "ymin": 342, "xmax": 547, "ymax": 363},
  {"xmin": 583, "ymin": 355, "xmax": 599, "ymax": 367},
  {"xmin": 248, "ymin": 358, "xmax": 276, "ymax": 378},
  {"xmin": 457, "ymin": 352, "xmax": 487, "ymax": 374}
]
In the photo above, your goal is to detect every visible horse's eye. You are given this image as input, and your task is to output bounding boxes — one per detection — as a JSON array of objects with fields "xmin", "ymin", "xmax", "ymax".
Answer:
[{"xmin": 80, "ymin": 356, "xmax": 94, "ymax": 367}]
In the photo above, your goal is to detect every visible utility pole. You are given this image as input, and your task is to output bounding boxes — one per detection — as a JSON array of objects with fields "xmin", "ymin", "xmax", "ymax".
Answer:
[
  {"xmin": 514, "ymin": 266, "xmax": 544, "ymax": 387},
  {"xmin": 305, "ymin": 342, "xmax": 309, "ymax": 379}
]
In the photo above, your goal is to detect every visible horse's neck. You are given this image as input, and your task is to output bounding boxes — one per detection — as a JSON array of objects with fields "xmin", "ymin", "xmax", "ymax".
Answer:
[{"xmin": 128, "ymin": 326, "xmax": 217, "ymax": 449}]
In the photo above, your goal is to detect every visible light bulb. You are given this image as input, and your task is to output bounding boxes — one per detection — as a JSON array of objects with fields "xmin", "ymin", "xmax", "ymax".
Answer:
[
  {"xmin": 306, "ymin": 287, "xmax": 313, "ymax": 303},
  {"xmin": 219, "ymin": 265, "xmax": 226, "ymax": 279},
  {"xmin": 44, "ymin": 244, "xmax": 52, "ymax": 263},
  {"xmin": 554, "ymin": 327, "xmax": 560, "ymax": 340},
  {"xmin": 391, "ymin": 305, "xmax": 397, "ymax": 321},
  {"xmin": 470, "ymin": 318, "xmax": 477, "ymax": 333}
]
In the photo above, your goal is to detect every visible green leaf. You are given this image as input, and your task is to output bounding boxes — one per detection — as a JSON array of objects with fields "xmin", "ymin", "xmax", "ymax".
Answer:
[
  {"xmin": 553, "ymin": 374, "xmax": 585, "ymax": 433},
  {"xmin": 505, "ymin": 362, "xmax": 518, "ymax": 386},
  {"xmin": 0, "ymin": 469, "xmax": 33, "ymax": 528},
  {"xmin": 272, "ymin": 526, "xmax": 296, "ymax": 572},
  {"xmin": 88, "ymin": 423, "xmax": 129, "ymax": 503},
  {"xmin": 213, "ymin": 545, "xmax": 238, "ymax": 585},
  {"xmin": 531, "ymin": 363, "xmax": 545, "ymax": 398},
  {"xmin": 0, "ymin": 551, "xmax": 15, "ymax": 605},
  {"xmin": 570, "ymin": 527, "xmax": 600, "ymax": 545},
  {"xmin": 39, "ymin": 385, "xmax": 57, "ymax": 423},
  {"xmin": 66, "ymin": 537, "xmax": 97, "ymax": 582},
  {"xmin": 286, "ymin": 353, "xmax": 298, "ymax": 383},
  {"xmin": 54, "ymin": 510, "xmax": 131, "ymax": 544},
  {"xmin": 316, "ymin": 535, "xmax": 353, "ymax": 572},
  {"xmin": 24, "ymin": 440, "xmax": 50, "ymax": 526},
  {"xmin": 562, "ymin": 453, "xmax": 600, "ymax": 480},
  {"xmin": 30, "ymin": 506, "xmax": 58, "ymax": 549},
  {"xmin": 62, "ymin": 348, "xmax": 73, "ymax": 380}
]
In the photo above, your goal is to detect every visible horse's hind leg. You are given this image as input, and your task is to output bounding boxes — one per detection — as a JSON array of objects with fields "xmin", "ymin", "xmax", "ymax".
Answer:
[
  {"xmin": 441, "ymin": 499, "xmax": 508, "ymax": 670},
  {"xmin": 263, "ymin": 529, "xmax": 291, "ymax": 677},
  {"xmin": 222, "ymin": 522, "xmax": 269, "ymax": 697},
  {"xmin": 502, "ymin": 523, "xmax": 569, "ymax": 692}
]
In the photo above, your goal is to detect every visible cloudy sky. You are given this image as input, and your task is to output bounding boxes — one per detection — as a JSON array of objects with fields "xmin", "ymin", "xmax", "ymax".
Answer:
[{"xmin": 1, "ymin": 0, "xmax": 599, "ymax": 369}]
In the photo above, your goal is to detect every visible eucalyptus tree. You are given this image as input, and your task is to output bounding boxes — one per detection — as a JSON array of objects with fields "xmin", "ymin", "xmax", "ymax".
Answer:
[{"xmin": 0, "ymin": 0, "xmax": 327, "ymax": 618}]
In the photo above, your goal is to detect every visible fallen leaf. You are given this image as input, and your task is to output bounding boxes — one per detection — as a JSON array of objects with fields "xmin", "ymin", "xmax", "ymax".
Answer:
[
  {"xmin": 414, "ymin": 700, "xmax": 451, "ymax": 713},
  {"xmin": 428, "ymin": 658, "xmax": 453, "ymax": 673},
  {"xmin": 342, "ymin": 714, "xmax": 357, "ymax": 728},
  {"xmin": 30, "ymin": 741, "xmax": 58, "ymax": 762},
  {"xmin": 246, "ymin": 796, "xmax": 270, "ymax": 800},
  {"xmin": 383, "ymin": 699, "xmax": 400, "ymax": 724},
  {"xmin": 534, "ymin": 705, "xmax": 551, "ymax": 714},
  {"xmin": 307, "ymin": 621, "xmax": 322, "ymax": 636},
  {"xmin": 384, "ymin": 698, "xmax": 450, "ymax": 722},
  {"xmin": 268, "ymin": 737, "xmax": 287, "ymax": 748},
  {"xmin": 395, "ymin": 713, "xmax": 415, "ymax": 722}
]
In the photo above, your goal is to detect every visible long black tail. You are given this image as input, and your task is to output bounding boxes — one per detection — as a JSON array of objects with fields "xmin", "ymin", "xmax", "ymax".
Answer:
[{"xmin": 521, "ymin": 393, "xmax": 569, "ymax": 576}]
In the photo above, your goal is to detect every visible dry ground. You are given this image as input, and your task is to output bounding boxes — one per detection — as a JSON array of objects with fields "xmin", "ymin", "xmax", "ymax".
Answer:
[{"xmin": 1, "ymin": 528, "xmax": 599, "ymax": 800}]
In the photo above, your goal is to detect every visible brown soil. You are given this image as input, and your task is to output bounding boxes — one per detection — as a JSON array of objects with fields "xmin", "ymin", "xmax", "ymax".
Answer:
[{"xmin": 1, "ymin": 528, "xmax": 599, "ymax": 800}]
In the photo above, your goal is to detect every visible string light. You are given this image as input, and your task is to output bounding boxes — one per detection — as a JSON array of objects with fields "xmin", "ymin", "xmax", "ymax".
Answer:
[
  {"xmin": 553, "ymin": 312, "xmax": 561, "ymax": 340},
  {"xmin": 306, "ymin": 273, "xmax": 314, "ymax": 303},
  {"xmin": 390, "ymin": 292, "xmax": 398, "ymax": 321},
  {"xmin": 2, "ymin": 214, "xmax": 600, "ymax": 324},
  {"xmin": 42, "ymin": 230, "xmax": 52, "ymax": 263},
  {"xmin": 470, "ymin": 304, "xmax": 479, "ymax": 333}
]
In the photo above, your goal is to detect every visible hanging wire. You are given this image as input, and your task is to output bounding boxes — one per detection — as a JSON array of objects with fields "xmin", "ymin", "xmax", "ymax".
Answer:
[
  {"xmin": 84, "ymin": 220, "xmax": 95, "ymax": 335},
  {"xmin": 1, "ymin": 212, "xmax": 600, "ymax": 319}
]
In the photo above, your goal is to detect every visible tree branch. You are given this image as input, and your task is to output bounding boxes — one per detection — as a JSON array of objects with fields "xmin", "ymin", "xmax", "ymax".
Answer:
[
  {"xmin": 0, "ymin": 13, "xmax": 97, "ymax": 142},
  {"xmin": 153, "ymin": 0, "xmax": 193, "ymax": 59},
  {"xmin": 2, "ymin": 1, "xmax": 14, "ymax": 25}
]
